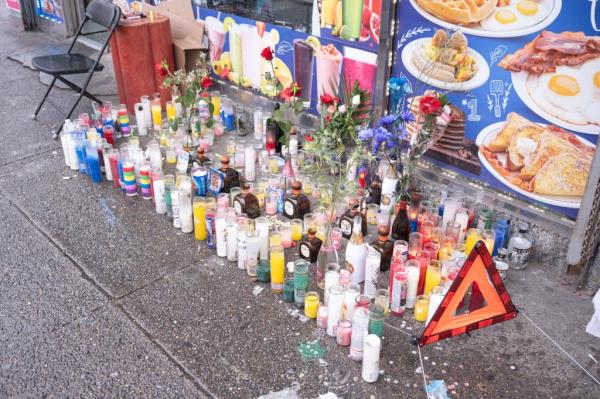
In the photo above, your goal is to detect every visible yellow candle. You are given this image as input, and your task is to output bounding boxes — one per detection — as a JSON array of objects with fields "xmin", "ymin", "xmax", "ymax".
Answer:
[
  {"xmin": 316, "ymin": 224, "xmax": 326, "ymax": 242},
  {"xmin": 268, "ymin": 158, "xmax": 280, "ymax": 174},
  {"xmin": 438, "ymin": 245, "xmax": 454, "ymax": 262},
  {"xmin": 151, "ymin": 105, "xmax": 162, "ymax": 128},
  {"xmin": 270, "ymin": 232, "xmax": 282, "ymax": 247},
  {"xmin": 424, "ymin": 264, "xmax": 441, "ymax": 296},
  {"xmin": 304, "ymin": 291, "xmax": 320, "ymax": 318},
  {"xmin": 193, "ymin": 198, "xmax": 207, "ymax": 240},
  {"xmin": 211, "ymin": 94, "xmax": 220, "ymax": 116},
  {"xmin": 465, "ymin": 228, "xmax": 480, "ymax": 256},
  {"xmin": 166, "ymin": 149, "xmax": 177, "ymax": 164},
  {"xmin": 166, "ymin": 101, "xmax": 177, "ymax": 122},
  {"xmin": 303, "ymin": 181, "xmax": 312, "ymax": 195},
  {"xmin": 414, "ymin": 295, "xmax": 429, "ymax": 322},
  {"xmin": 270, "ymin": 245, "xmax": 285, "ymax": 293},
  {"xmin": 291, "ymin": 223, "xmax": 303, "ymax": 241},
  {"xmin": 255, "ymin": 190, "xmax": 265, "ymax": 208}
]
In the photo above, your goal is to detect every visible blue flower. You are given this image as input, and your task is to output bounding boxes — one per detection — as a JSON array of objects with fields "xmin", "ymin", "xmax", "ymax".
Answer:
[
  {"xmin": 400, "ymin": 108, "xmax": 415, "ymax": 124},
  {"xmin": 358, "ymin": 128, "xmax": 375, "ymax": 141},
  {"xmin": 377, "ymin": 114, "xmax": 397, "ymax": 130},
  {"xmin": 389, "ymin": 75, "xmax": 412, "ymax": 96}
]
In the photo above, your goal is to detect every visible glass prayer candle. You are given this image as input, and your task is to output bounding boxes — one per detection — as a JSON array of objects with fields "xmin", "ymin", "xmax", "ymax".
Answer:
[
  {"xmin": 416, "ymin": 252, "xmax": 429, "ymax": 296},
  {"xmin": 406, "ymin": 261, "xmax": 419, "ymax": 309},
  {"xmin": 246, "ymin": 232, "xmax": 259, "ymax": 276},
  {"xmin": 441, "ymin": 259, "xmax": 460, "ymax": 287},
  {"xmin": 374, "ymin": 289, "xmax": 390, "ymax": 316},
  {"xmin": 453, "ymin": 243, "xmax": 466, "ymax": 261},
  {"xmin": 465, "ymin": 228, "xmax": 481, "ymax": 256},
  {"xmin": 269, "ymin": 231, "xmax": 282, "ymax": 247},
  {"xmin": 350, "ymin": 307, "xmax": 369, "ymax": 361},
  {"xmin": 316, "ymin": 222, "xmax": 326, "ymax": 243},
  {"xmin": 376, "ymin": 210, "xmax": 390, "ymax": 229},
  {"xmin": 438, "ymin": 241, "xmax": 455, "ymax": 262},
  {"xmin": 255, "ymin": 217, "xmax": 269, "ymax": 261},
  {"xmin": 266, "ymin": 192, "xmax": 277, "ymax": 216},
  {"xmin": 166, "ymin": 101, "xmax": 176, "ymax": 122},
  {"xmin": 441, "ymin": 196, "xmax": 461, "ymax": 231},
  {"xmin": 424, "ymin": 261, "xmax": 442, "ymax": 296},
  {"xmin": 291, "ymin": 219, "xmax": 303, "ymax": 241},
  {"xmin": 217, "ymin": 193, "xmax": 229, "ymax": 209},
  {"xmin": 193, "ymin": 197, "xmax": 208, "ymax": 240},
  {"xmin": 244, "ymin": 143, "xmax": 256, "ymax": 182},
  {"xmin": 482, "ymin": 229, "xmax": 496, "ymax": 254},
  {"xmin": 151, "ymin": 97, "xmax": 162, "ymax": 129},
  {"xmin": 294, "ymin": 260, "xmax": 309, "ymax": 308},
  {"xmin": 368, "ymin": 304, "xmax": 385, "ymax": 337},
  {"xmin": 427, "ymin": 286, "xmax": 446, "ymax": 325},
  {"xmin": 423, "ymin": 242, "xmax": 439, "ymax": 261},
  {"xmin": 226, "ymin": 218, "xmax": 238, "ymax": 261},
  {"xmin": 280, "ymin": 225, "xmax": 293, "ymax": 249},
  {"xmin": 303, "ymin": 213, "xmax": 316, "ymax": 233},
  {"xmin": 304, "ymin": 291, "xmax": 320, "ymax": 319},
  {"xmin": 283, "ymin": 278, "xmax": 295, "ymax": 303},
  {"xmin": 366, "ymin": 204, "xmax": 378, "ymax": 225},
  {"xmin": 270, "ymin": 244, "xmax": 285, "ymax": 293},
  {"xmin": 392, "ymin": 240, "xmax": 409, "ymax": 264},
  {"xmin": 445, "ymin": 222, "xmax": 461, "ymax": 244},
  {"xmin": 85, "ymin": 141, "xmax": 102, "ymax": 183},
  {"xmin": 324, "ymin": 263, "xmax": 340, "ymax": 306},
  {"xmin": 338, "ymin": 269, "xmax": 351, "ymax": 287},
  {"xmin": 355, "ymin": 294, "xmax": 371, "ymax": 310},
  {"xmin": 256, "ymin": 260, "xmax": 270, "ymax": 282},
  {"xmin": 254, "ymin": 188, "xmax": 266, "ymax": 208},
  {"xmin": 139, "ymin": 162, "xmax": 152, "ymax": 200},
  {"xmin": 414, "ymin": 295, "xmax": 429, "ymax": 322},
  {"xmin": 420, "ymin": 219, "xmax": 435, "ymax": 244},
  {"xmin": 408, "ymin": 232, "xmax": 423, "ymax": 259},
  {"xmin": 455, "ymin": 207, "xmax": 470, "ymax": 242},
  {"xmin": 314, "ymin": 304, "xmax": 327, "ymax": 329},
  {"xmin": 326, "ymin": 285, "xmax": 344, "ymax": 337},
  {"xmin": 330, "ymin": 227, "xmax": 343, "ymax": 251},
  {"xmin": 268, "ymin": 156, "xmax": 280, "ymax": 174},
  {"xmin": 343, "ymin": 283, "xmax": 360, "ymax": 320},
  {"xmin": 336, "ymin": 319, "xmax": 352, "ymax": 346},
  {"xmin": 390, "ymin": 270, "xmax": 408, "ymax": 316},
  {"xmin": 225, "ymin": 137, "xmax": 236, "ymax": 156}
]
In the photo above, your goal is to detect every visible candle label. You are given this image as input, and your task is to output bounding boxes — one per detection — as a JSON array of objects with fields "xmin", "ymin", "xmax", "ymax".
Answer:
[
  {"xmin": 208, "ymin": 167, "xmax": 225, "ymax": 195},
  {"xmin": 192, "ymin": 169, "xmax": 208, "ymax": 197},
  {"xmin": 176, "ymin": 152, "xmax": 189, "ymax": 174},
  {"xmin": 390, "ymin": 277, "xmax": 406, "ymax": 314},
  {"xmin": 284, "ymin": 199, "xmax": 295, "ymax": 218},
  {"xmin": 340, "ymin": 219, "xmax": 352, "ymax": 237},
  {"xmin": 299, "ymin": 243, "xmax": 310, "ymax": 259},
  {"xmin": 205, "ymin": 213, "xmax": 215, "ymax": 249}
]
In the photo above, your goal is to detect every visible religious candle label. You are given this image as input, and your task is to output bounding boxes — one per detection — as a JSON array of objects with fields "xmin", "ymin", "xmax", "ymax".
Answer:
[
  {"xmin": 176, "ymin": 152, "xmax": 189, "ymax": 173},
  {"xmin": 193, "ymin": 169, "xmax": 208, "ymax": 196},
  {"xmin": 300, "ymin": 243, "xmax": 310, "ymax": 259},
  {"xmin": 284, "ymin": 200, "xmax": 295, "ymax": 218},
  {"xmin": 208, "ymin": 168, "xmax": 225, "ymax": 195},
  {"xmin": 340, "ymin": 219, "xmax": 352, "ymax": 237},
  {"xmin": 391, "ymin": 278, "xmax": 406, "ymax": 314}
]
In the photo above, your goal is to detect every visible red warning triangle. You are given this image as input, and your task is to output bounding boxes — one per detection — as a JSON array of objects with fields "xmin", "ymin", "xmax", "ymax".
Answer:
[{"xmin": 419, "ymin": 240, "xmax": 518, "ymax": 347}]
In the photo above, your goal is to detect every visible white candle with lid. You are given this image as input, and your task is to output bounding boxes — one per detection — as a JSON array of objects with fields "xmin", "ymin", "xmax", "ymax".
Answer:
[{"xmin": 362, "ymin": 334, "xmax": 381, "ymax": 383}]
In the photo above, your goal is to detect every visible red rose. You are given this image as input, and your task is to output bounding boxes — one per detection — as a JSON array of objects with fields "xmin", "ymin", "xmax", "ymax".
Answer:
[
  {"xmin": 280, "ymin": 82, "xmax": 302, "ymax": 102},
  {"xmin": 219, "ymin": 66, "xmax": 230, "ymax": 79},
  {"xmin": 156, "ymin": 62, "xmax": 168, "ymax": 77},
  {"xmin": 419, "ymin": 95, "xmax": 442, "ymax": 115},
  {"xmin": 201, "ymin": 76, "xmax": 213, "ymax": 89},
  {"xmin": 325, "ymin": 114, "xmax": 331, "ymax": 123},
  {"xmin": 260, "ymin": 47, "xmax": 274, "ymax": 61},
  {"xmin": 320, "ymin": 93, "xmax": 335, "ymax": 105},
  {"xmin": 304, "ymin": 135, "xmax": 314, "ymax": 142}
]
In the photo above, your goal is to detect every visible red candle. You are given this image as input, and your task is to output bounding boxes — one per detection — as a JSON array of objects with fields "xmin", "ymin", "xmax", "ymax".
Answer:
[
  {"xmin": 416, "ymin": 252, "xmax": 429, "ymax": 295},
  {"xmin": 108, "ymin": 153, "xmax": 120, "ymax": 189}
]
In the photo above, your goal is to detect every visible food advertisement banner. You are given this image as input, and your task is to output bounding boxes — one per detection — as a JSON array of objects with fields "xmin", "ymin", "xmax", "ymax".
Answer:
[
  {"xmin": 192, "ymin": 1, "xmax": 380, "ymax": 113},
  {"xmin": 35, "ymin": 0, "xmax": 64, "ymax": 23},
  {"xmin": 392, "ymin": 0, "xmax": 600, "ymax": 219},
  {"xmin": 6, "ymin": 0, "xmax": 20, "ymax": 12}
]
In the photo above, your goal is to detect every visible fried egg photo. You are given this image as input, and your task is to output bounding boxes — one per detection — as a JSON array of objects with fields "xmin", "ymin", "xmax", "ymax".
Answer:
[
  {"xmin": 480, "ymin": 0, "xmax": 550, "ymax": 31},
  {"xmin": 526, "ymin": 59, "xmax": 600, "ymax": 126}
]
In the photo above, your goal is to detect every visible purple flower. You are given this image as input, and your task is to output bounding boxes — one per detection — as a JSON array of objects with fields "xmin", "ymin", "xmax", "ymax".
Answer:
[
  {"xmin": 358, "ymin": 128, "xmax": 375, "ymax": 141},
  {"xmin": 377, "ymin": 114, "xmax": 397, "ymax": 130},
  {"xmin": 400, "ymin": 108, "xmax": 415, "ymax": 124}
]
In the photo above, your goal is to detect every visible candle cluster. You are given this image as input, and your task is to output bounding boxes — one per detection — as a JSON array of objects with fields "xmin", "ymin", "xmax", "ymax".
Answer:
[{"xmin": 59, "ymin": 89, "xmax": 529, "ymax": 384}]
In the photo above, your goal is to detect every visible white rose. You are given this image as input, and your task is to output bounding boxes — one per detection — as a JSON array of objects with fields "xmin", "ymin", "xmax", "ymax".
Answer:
[
  {"xmin": 352, "ymin": 95, "xmax": 361, "ymax": 106},
  {"xmin": 338, "ymin": 104, "xmax": 347, "ymax": 114}
]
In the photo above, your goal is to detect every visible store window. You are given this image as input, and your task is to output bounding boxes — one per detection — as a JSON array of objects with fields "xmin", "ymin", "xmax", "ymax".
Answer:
[{"xmin": 193, "ymin": 0, "xmax": 313, "ymax": 32}]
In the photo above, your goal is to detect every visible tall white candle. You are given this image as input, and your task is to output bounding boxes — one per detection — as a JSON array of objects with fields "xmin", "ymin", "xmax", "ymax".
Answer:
[
  {"xmin": 441, "ymin": 197, "xmax": 461, "ymax": 231},
  {"xmin": 362, "ymin": 334, "xmax": 381, "ymax": 383},
  {"xmin": 237, "ymin": 227, "xmax": 248, "ymax": 270},
  {"xmin": 215, "ymin": 214, "xmax": 227, "ymax": 258},
  {"xmin": 364, "ymin": 247, "xmax": 381, "ymax": 299},
  {"xmin": 68, "ymin": 133, "xmax": 79, "ymax": 171},
  {"xmin": 255, "ymin": 217, "xmax": 269, "ymax": 261},
  {"xmin": 454, "ymin": 207, "xmax": 469, "ymax": 243},
  {"xmin": 171, "ymin": 191, "xmax": 181, "ymax": 229},
  {"xmin": 141, "ymin": 96, "xmax": 152, "ymax": 129},
  {"xmin": 153, "ymin": 179, "xmax": 166, "ymax": 214},
  {"xmin": 326, "ymin": 285, "xmax": 344, "ymax": 337},
  {"xmin": 426, "ymin": 287, "xmax": 446, "ymax": 325},
  {"xmin": 406, "ymin": 263, "xmax": 419, "ymax": 309},
  {"xmin": 180, "ymin": 210, "xmax": 193, "ymax": 233},
  {"xmin": 134, "ymin": 103, "xmax": 148, "ymax": 136},
  {"xmin": 244, "ymin": 144, "xmax": 256, "ymax": 182},
  {"xmin": 324, "ymin": 269, "xmax": 339, "ymax": 305},
  {"xmin": 343, "ymin": 284, "xmax": 360, "ymax": 321}
]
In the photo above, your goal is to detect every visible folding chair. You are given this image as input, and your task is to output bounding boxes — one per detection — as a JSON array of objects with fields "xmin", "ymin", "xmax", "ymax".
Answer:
[{"xmin": 31, "ymin": 0, "xmax": 121, "ymax": 138}]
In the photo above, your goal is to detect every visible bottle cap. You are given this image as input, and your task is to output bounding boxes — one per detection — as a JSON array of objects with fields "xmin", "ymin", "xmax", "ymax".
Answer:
[
  {"xmin": 377, "ymin": 225, "xmax": 390, "ymax": 237},
  {"xmin": 349, "ymin": 197, "xmax": 359, "ymax": 209},
  {"xmin": 242, "ymin": 182, "xmax": 251, "ymax": 190},
  {"xmin": 307, "ymin": 227, "xmax": 316, "ymax": 236},
  {"xmin": 497, "ymin": 248, "xmax": 507, "ymax": 258},
  {"xmin": 291, "ymin": 181, "xmax": 302, "ymax": 191},
  {"xmin": 220, "ymin": 155, "xmax": 230, "ymax": 165}
]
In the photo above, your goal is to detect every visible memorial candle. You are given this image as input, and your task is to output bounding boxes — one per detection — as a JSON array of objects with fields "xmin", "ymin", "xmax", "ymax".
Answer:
[
  {"xmin": 270, "ymin": 244, "xmax": 285, "ymax": 293},
  {"xmin": 255, "ymin": 217, "xmax": 269, "ymax": 261},
  {"xmin": 317, "ymin": 304, "xmax": 328, "ymax": 328},
  {"xmin": 153, "ymin": 173, "xmax": 167, "ymax": 214},
  {"xmin": 350, "ymin": 307, "xmax": 369, "ymax": 361},
  {"xmin": 408, "ymin": 232, "xmax": 423, "ymax": 260},
  {"xmin": 215, "ymin": 210, "xmax": 227, "ymax": 258},
  {"xmin": 326, "ymin": 285, "xmax": 344, "ymax": 337},
  {"xmin": 414, "ymin": 295, "xmax": 429, "ymax": 322},
  {"xmin": 362, "ymin": 334, "xmax": 381, "ymax": 383},
  {"xmin": 151, "ymin": 97, "xmax": 162, "ymax": 130},
  {"xmin": 406, "ymin": 262, "xmax": 419, "ymax": 309},
  {"xmin": 226, "ymin": 218, "xmax": 238, "ymax": 262},
  {"xmin": 424, "ymin": 261, "xmax": 441, "ymax": 296},
  {"xmin": 193, "ymin": 197, "xmax": 208, "ymax": 240},
  {"xmin": 304, "ymin": 292, "xmax": 320, "ymax": 319},
  {"xmin": 336, "ymin": 319, "xmax": 352, "ymax": 346},
  {"xmin": 427, "ymin": 286, "xmax": 446, "ymax": 325},
  {"xmin": 342, "ymin": 283, "xmax": 360, "ymax": 321}
]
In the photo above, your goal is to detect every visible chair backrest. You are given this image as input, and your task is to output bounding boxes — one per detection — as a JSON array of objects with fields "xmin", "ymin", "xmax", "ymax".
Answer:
[{"xmin": 85, "ymin": 0, "xmax": 121, "ymax": 30}]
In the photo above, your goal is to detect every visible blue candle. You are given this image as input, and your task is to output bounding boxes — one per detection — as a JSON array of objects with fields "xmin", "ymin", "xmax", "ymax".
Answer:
[
  {"xmin": 76, "ymin": 139, "xmax": 88, "ymax": 174},
  {"xmin": 85, "ymin": 143, "xmax": 102, "ymax": 183}
]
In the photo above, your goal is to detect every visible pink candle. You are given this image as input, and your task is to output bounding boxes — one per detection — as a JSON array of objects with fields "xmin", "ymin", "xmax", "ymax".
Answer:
[
  {"xmin": 336, "ymin": 319, "xmax": 352, "ymax": 346},
  {"xmin": 217, "ymin": 193, "xmax": 229, "ymax": 209},
  {"xmin": 281, "ymin": 227, "xmax": 293, "ymax": 248},
  {"xmin": 408, "ymin": 232, "xmax": 423, "ymax": 260},
  {"xmin": 339, "ymin": 269, "xmax": 351, "ymax": 286},
  {"xmin": 317, "ymin": 305, "xmax": 328, "ymax": 329}
]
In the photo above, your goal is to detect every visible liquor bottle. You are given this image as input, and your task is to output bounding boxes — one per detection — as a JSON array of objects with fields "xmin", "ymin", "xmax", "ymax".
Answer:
[
  {"xmin": 493, "ymin": 248, "xmax": 509, "ymax": 281},
  {"xmin": 370, "ymin": 225, "xmax": 395, "ymax": 272},
  {"xmin": 391, "ymin": 199, "xmax": 410, "ymax": 242},
  {"xmin": 345, "ymin": 216, "xmax": 368, "ymax": 284},
  {"xmin": 196, "ymin": 147, "xmax": 211, "ymax": 166},
  {"xmin": 233, "ymin": 182, "xmax": 261, "ymax": 219},
  {"xmin": 365, "ymin": 180, "xmax": 382, "ymax": 205},
  {"xmin": 299, "ymin": 227, "xmax": 322, "ymax": 263},
  {"xmin": 508, "ymin": 222, "xmax": 532, "ymax": 270},
  {"xmin": 219, "ymin": 155, "xmax": 241, "ymax": 194},
  {"xmin": 339, "ymin": 197, "xmax": 368, "ymax": 240},
  {"xmin": 284, "ymin": 181, "xmax": 311, "ymax": 219}
]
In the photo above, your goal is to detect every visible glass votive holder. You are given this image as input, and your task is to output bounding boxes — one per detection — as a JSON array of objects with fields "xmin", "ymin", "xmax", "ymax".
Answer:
[
  {"xmin": 409, "ymin": 232, "xmax": 424, "ymax": 259},
  {"xmin": 414, "ymin": 295, "xmax": 429, "ymax": 322},
  {"xmin": 305, "ymin": 291, "xmax": 320, "ymax": 319},
  {"xmin": 482, "ymin": 229, "xmax": 496, "ymax": 254},
  {"xmin": 217, "ymin": 193, "xmax": 230, "ymax": 209},
  {"xmin": 374, "ymin": 288, "xmax": 390, "ymax": 316},
  {"xmin": 226, "ymin": 137, "xmax": 236, "ymax": 155},
  {"xmin": 283, "ymin": 277, "xmax": 295, "ymax": 303},
  {"xmin": 281, "ymin": 225, "xmax": 293, "ymax": 248},
  {"xmin": 316, "ymin": 303, "xmax": 328, "ymax": 328},
  {"xmin": 268, "ymin": 156, "xmax": 281, "ymax": 174},
  {"xmin": 331, "ymin": 227, "xmax": 343, "ymax": 250},
  {"xmin": 291, "ymin": 219, "xmax": 303, "ymax": 241},
  {"xmin": 256, "ymin": 260, "xmax": 270, "ymax": 283},
  {"xmin": 423, "ymin": 242, "xmax": 439, "ymax": 261},
  {"xmin": 266, "ymin": 193, "xmax": 278, "ymax": 216},
  {"xmin": 270, "ymin": 231, "xmax": 282, "ymax": 247},
  {"xmin": 303, "ymin": 213, "xmax": 316, "ymax": 233},
  {"xmin": 336, "ymin": 319, "xmax": 352, "ymax": 346},
  {"xmin": 376, "ymin": 210, "xmax": 390, "ymax": 228},
  {"xmin": 255, "ymin": 188, "xmax": 266, "ymax": 208}
]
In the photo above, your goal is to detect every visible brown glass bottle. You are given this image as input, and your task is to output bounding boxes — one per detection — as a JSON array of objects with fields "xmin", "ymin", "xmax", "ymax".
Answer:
[
  {"xmin": 219, "ymin": 155, "xmax": 241, "ymax": 193},
  {"xmin": 366, "ymin": 180, "xmax": 382, "ymax": 205},
  {"xmin": 284, "ymin": 181, "xmax": 311, "ymax": 219},
  {"xmin": 370, "ymin": 225, "xmax": 394, "ymax": 271},
  {"xmin": 339, "ymin": 197, "xmax": 368, "ymax": 240},
  {"xmin": 391, "ymin": 199, "xmax": 410, "ymax": 242},
  {"xmin": 299, "ymin": 227, "xmax": 322, "ymax": 263},
  {"xmin": 233, "ymin": 183, "xmax": 261, "ymax": 219}
]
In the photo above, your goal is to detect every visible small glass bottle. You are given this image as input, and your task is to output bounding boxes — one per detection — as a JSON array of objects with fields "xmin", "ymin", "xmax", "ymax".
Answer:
[
  {"xmin": 298, "ymin": 227, "xmax": 322, "ymax": 263},
  {"xmin": 233, "ymin": 182, "xmax": 261, "ymax": 219},
  {"xmin": 339, "ymin": 197, "xmax": 367, "ymax": 239},
  {"xmin": 284, "ymin": 181, "xmax": 311, "ymax": 219},
  {"xmin": 391, "ymin": 198, "xmax": 410, "ymax": 242},
  {"xmin": 508, "ymin": 222, "xmax": 532, "ymax": 270},
  {"xmin": 370, "ymin": 225, "xmax": 395, "ymax": 271},
  {"xmin": 493, "ymin": 248, "xmax": 509, "ymax": 281}
]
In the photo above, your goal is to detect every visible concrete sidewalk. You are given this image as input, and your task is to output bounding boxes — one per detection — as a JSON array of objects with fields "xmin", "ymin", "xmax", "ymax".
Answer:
[{"xmin": 0, "ymin": 3, "xmax": 599, "ymax": 398}]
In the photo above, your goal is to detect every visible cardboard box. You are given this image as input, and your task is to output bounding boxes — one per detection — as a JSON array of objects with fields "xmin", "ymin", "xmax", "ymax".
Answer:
[{"xmin": 143, "ymin": 0, "xmax": 206, "ymax": 71}]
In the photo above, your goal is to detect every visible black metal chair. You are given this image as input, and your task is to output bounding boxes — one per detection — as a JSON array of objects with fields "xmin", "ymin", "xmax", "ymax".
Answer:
[{"xmin": 31, "ymin": 0, "xmax": 121, "ymax": 137}]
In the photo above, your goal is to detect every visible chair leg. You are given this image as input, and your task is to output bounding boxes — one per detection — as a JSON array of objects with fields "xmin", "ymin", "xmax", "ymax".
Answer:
[{"xmin": 32, "ymin": 75, "xmax": 57, "ymax": 120}]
